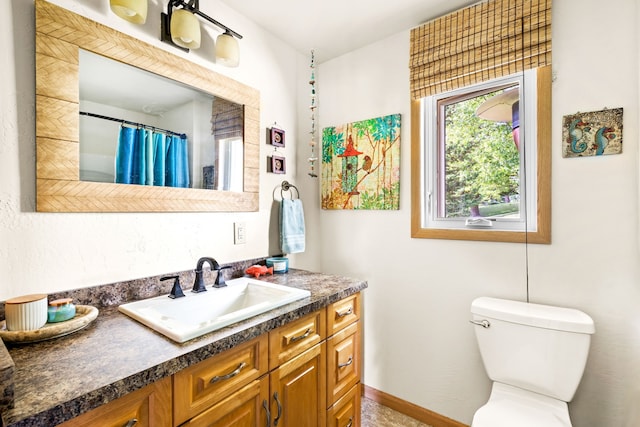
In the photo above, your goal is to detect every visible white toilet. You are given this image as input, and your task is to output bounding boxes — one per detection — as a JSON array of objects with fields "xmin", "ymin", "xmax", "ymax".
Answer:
[{"xmin": 470, "ymin": 297, "xmax": 595, "ymax": 427}]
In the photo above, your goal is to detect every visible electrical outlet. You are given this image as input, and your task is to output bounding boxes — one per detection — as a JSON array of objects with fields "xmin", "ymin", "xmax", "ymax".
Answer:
[{"xmin": 234, "ymin": 222, "xmax": 246, "ymax": 244}]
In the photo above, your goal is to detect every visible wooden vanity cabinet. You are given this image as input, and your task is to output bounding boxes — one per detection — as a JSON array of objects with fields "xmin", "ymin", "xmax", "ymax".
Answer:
[
  {"xmin": 60, "ymin": 293, "xmax": 362, "ymax": 427},
  {"xmin": 58, "ymin": 376, "xmax": 172, "ymax": 427}
]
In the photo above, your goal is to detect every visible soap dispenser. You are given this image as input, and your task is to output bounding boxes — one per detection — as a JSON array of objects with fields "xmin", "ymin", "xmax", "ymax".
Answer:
[{"xmin": 161, "ymin": 275, "xmax": 185, "ymax": 299}]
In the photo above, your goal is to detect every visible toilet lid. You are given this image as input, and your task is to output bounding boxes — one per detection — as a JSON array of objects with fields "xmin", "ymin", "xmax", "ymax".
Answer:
[{"xmin": 472, "ymin": 399, "xmax": 572, "ymax": 427}]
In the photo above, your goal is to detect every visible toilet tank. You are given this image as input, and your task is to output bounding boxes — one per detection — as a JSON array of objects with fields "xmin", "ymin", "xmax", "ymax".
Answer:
[{"xmin": 471, "ymin": 297, "xmax": 595, "ymax": 402}]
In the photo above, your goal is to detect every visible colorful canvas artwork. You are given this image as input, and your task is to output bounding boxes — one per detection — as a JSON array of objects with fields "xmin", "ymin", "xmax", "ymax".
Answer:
[
  {"xmin": 562, "ymin": 108, "xmax": 623, "ymax": 157},
  {"xmin": 321, "ymin": 114, "xmax": 401, "ymax": 210}
]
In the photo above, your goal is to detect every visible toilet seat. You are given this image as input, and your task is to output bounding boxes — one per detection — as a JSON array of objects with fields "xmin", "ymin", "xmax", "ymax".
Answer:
[{"xmin": 472, "ymin": 383, "xmax": 572, "ymax": 427}]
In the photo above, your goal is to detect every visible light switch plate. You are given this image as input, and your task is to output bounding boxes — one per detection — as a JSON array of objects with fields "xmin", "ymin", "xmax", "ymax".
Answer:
[{"xmin": 234, "ymin": 222, "xmax": 246, "ymax": 244}]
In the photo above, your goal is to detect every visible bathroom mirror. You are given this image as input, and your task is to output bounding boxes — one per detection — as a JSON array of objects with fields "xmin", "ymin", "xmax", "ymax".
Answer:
[
  {"xmin": 79, "ymin": 50, "xmax": 245, "ymax": 192},
  {"xmin": 35, "ymin": 0, "xmax": 259, "ymax": 212}
]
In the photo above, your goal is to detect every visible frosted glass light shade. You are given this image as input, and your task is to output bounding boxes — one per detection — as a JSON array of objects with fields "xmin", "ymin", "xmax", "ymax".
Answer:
[
  {"xmin": 171, "ymin": 9, "xmax": 201, "ymax": 49},
  {"xmin": 110, "ymin": 0, "xmax": 147, "ymax": 24},
  {"xmin": 216, "ymin": 31, "xmax": 239, "ymax": 67}
]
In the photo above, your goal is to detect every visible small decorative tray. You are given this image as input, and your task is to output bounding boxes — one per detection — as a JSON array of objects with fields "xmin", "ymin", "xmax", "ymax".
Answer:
[{"xmin": 0, "ymin": 305, "xmax": 99, "ymax": 344}]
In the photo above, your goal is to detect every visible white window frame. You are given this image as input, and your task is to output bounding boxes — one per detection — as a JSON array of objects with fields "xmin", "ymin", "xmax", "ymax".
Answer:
[
  {"xmin": 411, "ymin": 65, "xmax": 551, "ymax": 244},
  {"xmin": 421, "ymin": 71, "xmax": 538, "ymax": 233}
]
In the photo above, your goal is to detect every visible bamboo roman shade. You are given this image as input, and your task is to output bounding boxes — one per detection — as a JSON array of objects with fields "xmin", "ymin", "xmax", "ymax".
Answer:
[
  {"xmin": 409, "ymin": 0, "xmax": 551, "ymax": 100},
  {"xmin": 211, "ymin": 97, "xmax": 244, "ymax": 139}
]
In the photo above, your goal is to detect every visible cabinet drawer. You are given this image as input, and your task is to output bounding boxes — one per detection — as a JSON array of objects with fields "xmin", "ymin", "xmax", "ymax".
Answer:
[
  {"xmin": 269, "ymin": 309, "xmax": 326, "ymax": 370},
  {"xmin": 174, "ymin": 334, "xmax": 268, "ymax": 426},
  {"xmin": 327, "ymin": 320, "xmax": 361, "ymax": 406},
  {"xmin": 328, "ymin": 383, "xmax": 361, "ymax": 427},
  {"xmin": 59, "ymin": 376, "xmax": 172, "ymax": 427},
  {"xmin": 181, "ymin": 375, "xmax": 270, "ymax": 427},
  {"xmin": 328, "ymin": 293, "xmax": 360, "ymax": 336}
]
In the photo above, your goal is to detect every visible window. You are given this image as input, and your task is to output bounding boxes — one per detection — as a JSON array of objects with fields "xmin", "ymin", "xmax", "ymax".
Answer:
[
  {"xmin": 428, "ymin": 71, "xmax": 530, "ymax": 231},
  {"xmin": 411, "ymin": 66, "xmax": 551, "ymax": 243},
  {"xmin": 408, "ymin": 0, "xmax": 552, "ymax": 243},
  {"xmin": 435, "ymin": 81, "xmax": 521, "ymax": 225}
]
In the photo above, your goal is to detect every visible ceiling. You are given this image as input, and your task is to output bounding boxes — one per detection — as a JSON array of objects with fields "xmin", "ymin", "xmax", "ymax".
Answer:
[{"xmin": 218, "ymin": 0, "xmax": 477, "ymax": 63}]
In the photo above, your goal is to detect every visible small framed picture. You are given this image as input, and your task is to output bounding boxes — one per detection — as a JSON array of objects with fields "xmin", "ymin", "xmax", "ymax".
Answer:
[
  {"xmin": 270, "ymin": 155, "xmax": 286, "ymax": 174},
  {"xmin": 270, "ymin": 127, "xmax": 285, "ymax": 147}
]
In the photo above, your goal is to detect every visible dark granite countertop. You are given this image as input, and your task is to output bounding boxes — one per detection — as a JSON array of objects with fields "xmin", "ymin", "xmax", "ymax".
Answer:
[{"xmin": 0, "ymin": 268, "xmax": 367, "ymax": 426}]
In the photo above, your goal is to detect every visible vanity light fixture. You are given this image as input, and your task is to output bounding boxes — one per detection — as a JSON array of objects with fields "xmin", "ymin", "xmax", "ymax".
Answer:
[
  {"xmin": 161, "ymin": 0, "xmax": 242, "ymax": 67},
  {"xmin": 216, "ymin": 30, "xmax": 240, "ymax": 67},
  {"xmin": 110, "ymin": 0, "xmax": 147, "ymax": 24},
  {"xmin": 170, "ymin": 7, "xmax": 201, "ymax": 49}
]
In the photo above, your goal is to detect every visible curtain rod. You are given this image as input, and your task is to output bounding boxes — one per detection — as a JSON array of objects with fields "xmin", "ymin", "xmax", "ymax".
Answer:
[{"xmin": 79, "ymin": 111, "xmax": 187, "ymax": 138}]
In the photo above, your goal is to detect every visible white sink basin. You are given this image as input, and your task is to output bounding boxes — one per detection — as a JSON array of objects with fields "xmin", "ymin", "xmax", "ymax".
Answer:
[{"xmin": 118, "ymin": 277, "xmax": 310, "ymax": 343}]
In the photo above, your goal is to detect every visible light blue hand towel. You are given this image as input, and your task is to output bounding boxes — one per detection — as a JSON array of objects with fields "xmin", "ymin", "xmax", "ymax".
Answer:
[{"xmin": 280, "ymin": 199, "xmax": 305, "ymax": 254}]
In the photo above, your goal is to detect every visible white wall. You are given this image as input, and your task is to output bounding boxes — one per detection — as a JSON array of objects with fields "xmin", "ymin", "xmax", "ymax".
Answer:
[
  {"xmin": 311, "ymin": 0, "xmax": 640, "ymax": 426},
  {"xmin": 0, "ymin": 0, "xmax": 314, "ymax": 300}
]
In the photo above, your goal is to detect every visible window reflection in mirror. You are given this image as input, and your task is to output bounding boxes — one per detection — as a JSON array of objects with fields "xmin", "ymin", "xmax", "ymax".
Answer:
[{"xmin": 78, "ymin": 50, "xmax": 244, "ymax": 192}]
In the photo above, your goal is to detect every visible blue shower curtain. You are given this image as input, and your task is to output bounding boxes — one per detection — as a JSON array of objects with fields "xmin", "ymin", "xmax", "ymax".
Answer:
[
  {"xmin": 131, "ymin": 128, "xmax": 147, "ymax": 185},
  {"xmin": 115, "ymin": 127, "xmax": 189, "ymax": 188},
  {"xmin": 115, "ymin": 127, "xmax": 146, "ymax": 185},
  {"xmin": 152, "ymin": 132, "xmax": 166, "ymax": 186},
  {"xmin": 115, "ymin": 126, "xmax": 136, "ymax": 184},
  {"xmin": 145, "ymin": 130, "xmax": 154, "ymax": 185},
  {"xmin": 165, "ymin": 135, "xmax": 190, "ymax": 188}
]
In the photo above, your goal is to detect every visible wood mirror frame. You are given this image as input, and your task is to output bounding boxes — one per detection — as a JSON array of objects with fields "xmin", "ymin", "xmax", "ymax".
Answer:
[{"xmin": 35, "ymin": 0, "xmax": 259, "ymax": 212}]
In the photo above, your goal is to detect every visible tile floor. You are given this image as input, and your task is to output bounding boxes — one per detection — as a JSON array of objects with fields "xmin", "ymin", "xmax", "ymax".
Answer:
[{"xmin": 361, "ymin": 397, "xmax": 432, "ymax": 427}]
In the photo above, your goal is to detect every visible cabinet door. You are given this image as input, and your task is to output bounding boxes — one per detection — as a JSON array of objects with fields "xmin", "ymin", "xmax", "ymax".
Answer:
[
  {"xmin": 327, "ymin": 320, "xmax": 361, "ymax": 406},
  {"xmin": 269, "ymin": 343, "xmax": 327, "ymax": 427},
  {"xmin": 181, "ymin": 376, "xmax": 270, "ymax": 427},
  {"xmin": 58, "ymin": 376, "xmax": 172, "ymax": 427},
  {"xmin": 328, "ymin": 383, "xmax": 361, "ymax": 427}
]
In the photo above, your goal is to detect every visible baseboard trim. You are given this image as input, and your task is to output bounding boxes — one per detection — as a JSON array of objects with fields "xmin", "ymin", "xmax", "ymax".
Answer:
[{"xmin": 362, "ymin": 385, "xmax": 469, "ymax": 427}]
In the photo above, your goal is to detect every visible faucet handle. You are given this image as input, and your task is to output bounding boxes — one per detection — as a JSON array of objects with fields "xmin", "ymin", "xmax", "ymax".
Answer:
[
  {"xmin": 213, "ymin": 266, "xmax": 232, "ymax": 288},
  {"xmin": 161, "ymin": 275, "xmax": 185, "ymax": 299}
]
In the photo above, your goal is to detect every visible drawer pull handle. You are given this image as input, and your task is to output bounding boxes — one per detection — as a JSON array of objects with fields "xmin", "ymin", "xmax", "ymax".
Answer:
[
  {"xmin": 123, "ymin": 420, "xmax": 138, "ymax": 427},
  {"xmin": 338, "ymin": 356, "xmax": 353, "ymax": 369},
  {"xmin": 290, "ymin": 328, "xmax": 311, "ymax": 343},
  {"xmin": 336, "ymin": 307, "xmax": 353, "ymax": 318},
  {"xmin": 263, "ymin": 399, "xmax": 271, "ymax": 427},
  {"xmin": 345, "ymin": 416, "xmax": 353, "ymax": 427},
  {"xmin": 273, "ymin": 392, "xmax": 283, "ymax": 426},
  {"xmin": 210, "ymin": 362, "xmax": 247, "ymax": 384}
]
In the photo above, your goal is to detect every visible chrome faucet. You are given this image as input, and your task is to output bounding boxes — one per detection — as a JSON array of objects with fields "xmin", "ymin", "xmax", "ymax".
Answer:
[{"xmin": 193, "ymin": 257, "xmax": 220, "ymax": 293}]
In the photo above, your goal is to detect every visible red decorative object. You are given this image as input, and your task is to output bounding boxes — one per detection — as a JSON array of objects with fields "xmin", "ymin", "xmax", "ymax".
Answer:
[{"xmin": 245, "ymin": 265, "xmax": 274, "ymax": 278}]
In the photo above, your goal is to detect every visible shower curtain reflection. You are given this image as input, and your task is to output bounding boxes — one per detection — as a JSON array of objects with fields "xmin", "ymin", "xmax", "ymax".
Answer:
[
  {"xmin": 166, "ymin": 134, "xmax": 190, "ymax": 188},
  {"xmin": 115, "ymin": 126, "xmax": 190, "ymax": 188},
  {"xmin": 152, "ymin": 132, "xmax": 166, "ymax": 187}
]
